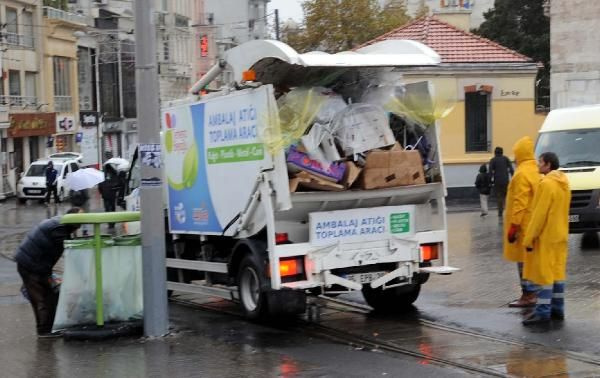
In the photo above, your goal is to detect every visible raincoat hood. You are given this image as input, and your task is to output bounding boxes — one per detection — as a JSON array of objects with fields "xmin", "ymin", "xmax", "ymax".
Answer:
[
  {"xmin": 545, "ymin": 170, "xmax": 570, "ymax": 191},
  {"xmin": 512, "ymin": 137, "xmax": 535, "ymax": 164}
]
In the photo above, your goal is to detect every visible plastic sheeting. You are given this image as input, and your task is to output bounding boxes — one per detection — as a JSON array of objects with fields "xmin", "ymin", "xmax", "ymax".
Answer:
[
  {"xmin": 260, "ymin": 88, "xmax": 326, "ymax": 155},
  {"xmin": 361, "ymin": 81, "xmax": 456, "ymax": 127},
  {"xmin": 52, "ymin": 235, "xmax": 143, "ymax": 330}
]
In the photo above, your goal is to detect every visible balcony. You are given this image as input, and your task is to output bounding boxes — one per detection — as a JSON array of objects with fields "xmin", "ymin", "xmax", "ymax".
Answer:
[
  {"xmin": 0, "ymin": 95, "xmax": 38, "ymax": 109},
  {"xmin": 43, "ymin": 6, "xmax": 87, "ymax": 25},
  {"xmin": 3, "ymin": 32, "xmax": 34, "ymax": 49},
  {"xmin": 54, "ymin": 96, "xmax": 73, "ymax": 112}
]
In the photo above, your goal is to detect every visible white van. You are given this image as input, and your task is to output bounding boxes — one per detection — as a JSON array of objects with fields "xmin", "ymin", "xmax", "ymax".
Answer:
[
  {"xmin": 16, "ymin": 158, "xmax": 81, "ymax": 204},
  {"xmin": 534, "ymin": 104, "xmax": 600, "ymax": 233}
]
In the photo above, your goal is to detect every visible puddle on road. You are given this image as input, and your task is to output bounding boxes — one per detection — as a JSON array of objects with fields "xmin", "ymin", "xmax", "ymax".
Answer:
[{"xmin": 313, "ymin": 303, "xmax": 600, "ymax": 377}]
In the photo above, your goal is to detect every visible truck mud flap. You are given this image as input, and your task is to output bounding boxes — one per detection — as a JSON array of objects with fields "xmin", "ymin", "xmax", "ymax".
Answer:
[{"xmin": 266, "ymin": 289, "xmax": 306, "ymax": 316}]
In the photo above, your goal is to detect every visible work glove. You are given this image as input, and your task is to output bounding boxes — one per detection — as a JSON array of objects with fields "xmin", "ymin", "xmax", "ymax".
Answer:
[
  {"xmin": 507, "ymin": 224, "xmax": 520, "ymax": 243},
  {"xmin": 526, "ymin": 247, "xmax": 533, "ymax": 252}
]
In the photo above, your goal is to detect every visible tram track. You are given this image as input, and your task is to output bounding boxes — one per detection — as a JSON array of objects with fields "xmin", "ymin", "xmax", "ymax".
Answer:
[{"xmin": 171, "ymin": 293, "xmax": 600, "ymax": 377}]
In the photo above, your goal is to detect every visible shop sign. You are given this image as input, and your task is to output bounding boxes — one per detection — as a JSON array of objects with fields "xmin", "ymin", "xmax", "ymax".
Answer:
[
  {"xmin": 80, "ymin": 111, "xmax": 99, "ymax": 127},
  {"xmin": 8, "ymin": 113, "xmax": 56, "ymax": 138},
  {"xmin": 57, "ymin": 115, "xmax": 76, "ymax": 133}
]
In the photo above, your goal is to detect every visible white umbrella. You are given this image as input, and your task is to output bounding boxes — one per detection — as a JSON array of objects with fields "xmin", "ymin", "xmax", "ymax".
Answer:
[
  {"xmin": 104, "ymin": 157, "xmax": 130, "ymax": 172},
  {"xmin": 67, "ymin": 168, "xmax": 105, "ymax": 191}
]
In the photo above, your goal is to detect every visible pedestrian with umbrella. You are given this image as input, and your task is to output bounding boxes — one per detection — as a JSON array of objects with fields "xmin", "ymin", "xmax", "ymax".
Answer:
[{"xmin": 98, "ymin": 165, "xmax": 120, "ymax": 228}]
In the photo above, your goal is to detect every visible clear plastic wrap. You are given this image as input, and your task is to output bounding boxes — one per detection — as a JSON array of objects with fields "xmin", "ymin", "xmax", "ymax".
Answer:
[
  {"xmin": 52, "ymin": 236, "xmax": 142, "ymax": 330},
  {"xmin": 260, "ymin": 87, "xmax": 326, "ymax": 155}
]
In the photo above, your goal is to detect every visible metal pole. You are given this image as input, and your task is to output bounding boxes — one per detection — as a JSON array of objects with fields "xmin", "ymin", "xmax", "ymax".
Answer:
[
  {"xmin": 274, "ymin": 9, "xmax": 280, "ymax": 41},
  {"xmin": 94, "ymin": 46, "xmax": 103, "ymax": 168},
  {"xmin": 134, "ymin": 0, "xmax": 169, "ymax": 337},
  {"xmin": 93, "ymin": 223, "xmax": 104, "ymax": 326},
  {"xmin": 117, "ymin": 36, "xmax": 124, "ymax": 120}
]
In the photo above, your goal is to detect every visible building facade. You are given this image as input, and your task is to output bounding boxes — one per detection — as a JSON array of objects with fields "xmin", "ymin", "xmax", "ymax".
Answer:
[
  {"xmin": 0, "ymin": 0, "xmax": 45, "ymax": 198},
  {"xmin": 548, "ymin": 0, "xmax": 600, "ymax": 109},
  {"xmin": 66, "ymin": 0, "xmax": 196, "ymax": 163},
  {"xmin": 195, "ymin": 0, "xmax": 270, "ymax": 84},
  {"xmin": 360, "ymin": 16, "xmax": 546, "ymax": 196}
]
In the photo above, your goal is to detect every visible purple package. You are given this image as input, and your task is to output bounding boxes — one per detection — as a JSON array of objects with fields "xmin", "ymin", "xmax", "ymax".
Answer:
[{"xmin": 286, "ymin": 145, "xmax": 346, "ymax": 182}]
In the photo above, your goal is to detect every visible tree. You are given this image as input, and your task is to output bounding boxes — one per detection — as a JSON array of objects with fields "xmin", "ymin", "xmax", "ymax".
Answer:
[
  {"xmin": 380, "ymin": 0, "xmax": 413, "ymax": 34},
  {"xmin": 284, "ymin": 0, "xmax": 411, "ymax": 53},
  {"xmin": 415, "ymin": 0, "xmax": 430, "ymax": 18},
  {"xmin": 474, "ymin": 0, "xmax": 550, "ymax": 108}
]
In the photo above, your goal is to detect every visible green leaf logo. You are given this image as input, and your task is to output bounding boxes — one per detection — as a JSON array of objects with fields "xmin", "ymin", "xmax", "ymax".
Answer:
[
  {"xmin": 167, "ymin": 142, "xmax": 198, "ymax": 191},
  {"xmin": 182, "ymin": 143, "xmax": 198, "ymax": 188}
]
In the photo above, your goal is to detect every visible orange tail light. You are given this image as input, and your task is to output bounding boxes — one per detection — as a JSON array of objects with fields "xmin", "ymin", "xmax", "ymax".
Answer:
[{"xmin": 420, "ymin": 244, "xmax": 439, "ymax": 261}]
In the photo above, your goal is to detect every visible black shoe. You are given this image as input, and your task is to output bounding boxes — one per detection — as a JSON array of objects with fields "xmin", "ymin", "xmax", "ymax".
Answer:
[
  {"xmin": 38, "ymin": 331, "xmax": 63, "ymax": 339},
  {"xmin": 551, "ymin": 311, "xmax": 565, "ymax": 321},
  {"xmin": 522, "ymin": 313, "xmax": 551, "ymax": 326}
]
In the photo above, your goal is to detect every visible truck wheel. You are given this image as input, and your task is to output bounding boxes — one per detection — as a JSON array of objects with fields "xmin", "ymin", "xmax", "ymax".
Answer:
[
  {"xmin": 362, "ymin": 283, "xmax": 421, "ymax": 313},
  {"xmin": 237, "ymin": 254, "xmax": 268, "ymax": 320},
  {"xmin": 18, "ymin": 198, "xmax": 26, "ymax": 205}
]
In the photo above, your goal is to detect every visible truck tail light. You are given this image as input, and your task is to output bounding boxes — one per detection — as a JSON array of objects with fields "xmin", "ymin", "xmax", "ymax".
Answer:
[
  {"xmin": 421, "ymin": 244, "xmax": 439, "ymax": 261},
  {"xmin": 275, "ymin": 233, "xmax": 289, "ymax": 244},
  {"xmin": 279, "ymin": 257, "xmax": 304, "ymax": 277}
]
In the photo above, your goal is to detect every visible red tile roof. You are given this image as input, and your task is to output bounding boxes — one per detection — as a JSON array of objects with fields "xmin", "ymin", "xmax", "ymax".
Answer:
[{"xmin": 359, "ymin": 16, "xmax": 532, "ymax": 63}]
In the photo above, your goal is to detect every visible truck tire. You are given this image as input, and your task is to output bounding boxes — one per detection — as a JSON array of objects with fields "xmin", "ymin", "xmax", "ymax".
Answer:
[
  {"xmin": 362, "ymin": 283, "xmax": 421, "ymax": 313},
  {"xmin": 237, "ymin": 254, "xmax": 268, "ymax": 320},
  {"xmin": 18, "ymin": 198, "xmax": 26, "ymax": 205}
]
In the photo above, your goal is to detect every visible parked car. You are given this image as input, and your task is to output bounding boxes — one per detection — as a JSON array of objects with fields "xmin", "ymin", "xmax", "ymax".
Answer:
[{"xmin": 16, "ymin": 158, "xmax": 81, "ymax": 204}]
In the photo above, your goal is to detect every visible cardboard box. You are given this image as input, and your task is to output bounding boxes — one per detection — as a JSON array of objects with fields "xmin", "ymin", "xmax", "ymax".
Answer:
[
  {"xmin": 360, "ymin": 149, "xmax": 425, "ymax": 190},
  {"xmin": 341, "ymin": 161, "xmax": 362, "ymax": 188},
  {"xmin": 289, "ymin": 171, "xmax": 345, "ymax": 192}
]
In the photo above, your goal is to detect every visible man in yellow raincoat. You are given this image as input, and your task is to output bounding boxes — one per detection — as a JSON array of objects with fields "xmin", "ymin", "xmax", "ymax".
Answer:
[
  {"xmin": 522, "ymin": 152, "xmax": 570, "ymax": 325},
  {"xmin": 503, "ymin": 137, "xmax": 541, "ymax": 307}
]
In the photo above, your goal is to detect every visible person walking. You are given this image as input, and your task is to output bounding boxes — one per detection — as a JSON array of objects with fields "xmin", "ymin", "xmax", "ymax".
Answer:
[
  {"xmin": 489, "ymin": 146, "xmax": 514, "ymax": 217},
  {"xmin": 522, "ymin": 152, "xmax": 570, "ymax": 325},
  {"xmin": 475, "ymin": 164, "xmax": 492, "ymax": 216},
  {"xmin": 503, "ymin": 137, "xmax": 542, "ymax": 308},
  {"xmin": 45, "ymin": 161, "xmax": 60, "ymax": 205},
  {"xmin": 15, "ymin": 207, "xmax": 83, "ymax": 337},
  {"xmin": 98, "ymin": 166, "xmax": 119, "ymax": 228}
]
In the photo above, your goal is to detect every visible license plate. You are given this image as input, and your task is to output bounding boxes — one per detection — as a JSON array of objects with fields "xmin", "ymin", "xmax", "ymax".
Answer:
[
  {"xmin": 345, "ymin": 271, "xmax": 386, "ymax": 284},
  {"xmin": 28, "ymin": 190, "xmax": 41, "ymax": 194},
  {"xmin": 569, "ymin": 214, "xmax": 580, "ymax": 223}
]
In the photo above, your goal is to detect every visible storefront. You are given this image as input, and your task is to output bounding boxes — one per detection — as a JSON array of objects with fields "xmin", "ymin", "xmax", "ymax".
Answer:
[
  {"xmin": 102, "ymin": 121, "xmax": 123, "ymax": 161},
  {"xmin": 4, "ymin": 113, "xmax": 56, "ymax": 196}
]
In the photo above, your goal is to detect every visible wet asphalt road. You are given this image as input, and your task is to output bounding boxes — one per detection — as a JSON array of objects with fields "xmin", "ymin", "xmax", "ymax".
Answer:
[{"xmin": 1, "ymin": 197, "xmax": 600, "ymax": 376}]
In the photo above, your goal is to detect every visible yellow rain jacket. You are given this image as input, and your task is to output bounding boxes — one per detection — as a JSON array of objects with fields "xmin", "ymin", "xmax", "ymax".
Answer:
[
  {"xmin": 503, "ymin": 137, "xmax": 541, "ymax": 263},
  {"xmin": 522, "ymin": 170, "xmax": 571, "ymax": 285}
]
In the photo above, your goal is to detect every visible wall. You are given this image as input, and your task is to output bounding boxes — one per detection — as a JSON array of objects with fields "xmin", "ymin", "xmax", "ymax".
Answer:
[
  {"xmin": 550, "ymin": 0, "xmax": 600, "ymax": 109},
  {"xmin": 403, "ymin": 72, "xmax": 546, "ymax": 189}
]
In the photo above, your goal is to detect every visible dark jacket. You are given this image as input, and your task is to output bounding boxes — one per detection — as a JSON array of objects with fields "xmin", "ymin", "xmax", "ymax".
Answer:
[
  {"xmin": 475, "ymin": 164, "xmax": 492, "ymax": 195},
  {"xmin": 45, "ymin": 166, "xmax": 58, "ymax": 186},
  {"xmin": 489, "ymin": 149, "xmax": 514, "ymax": 189},
  {"xmin": 98, "ymin": 176, "xmax": 119, "ymax": 202},
  {"xmin": 15, "ymin": 217, "xmax": 75, "ymax": 275}
]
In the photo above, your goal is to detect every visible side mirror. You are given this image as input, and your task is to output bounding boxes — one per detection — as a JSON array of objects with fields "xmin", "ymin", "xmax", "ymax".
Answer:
[{"xmin": 19, "ymin": 172, "xmax": 24, "ymax": 178}]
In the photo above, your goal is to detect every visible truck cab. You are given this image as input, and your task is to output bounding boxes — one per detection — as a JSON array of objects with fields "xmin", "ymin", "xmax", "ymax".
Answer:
[{"xmin": 535, "ymin": 105, "xmax": 600, "ymax": 234}]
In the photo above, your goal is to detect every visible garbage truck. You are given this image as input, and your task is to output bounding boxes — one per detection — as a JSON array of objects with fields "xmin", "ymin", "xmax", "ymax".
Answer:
[{"xmin": 125, "ymin": 39, "xmax": 458, "ymax": 319}]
